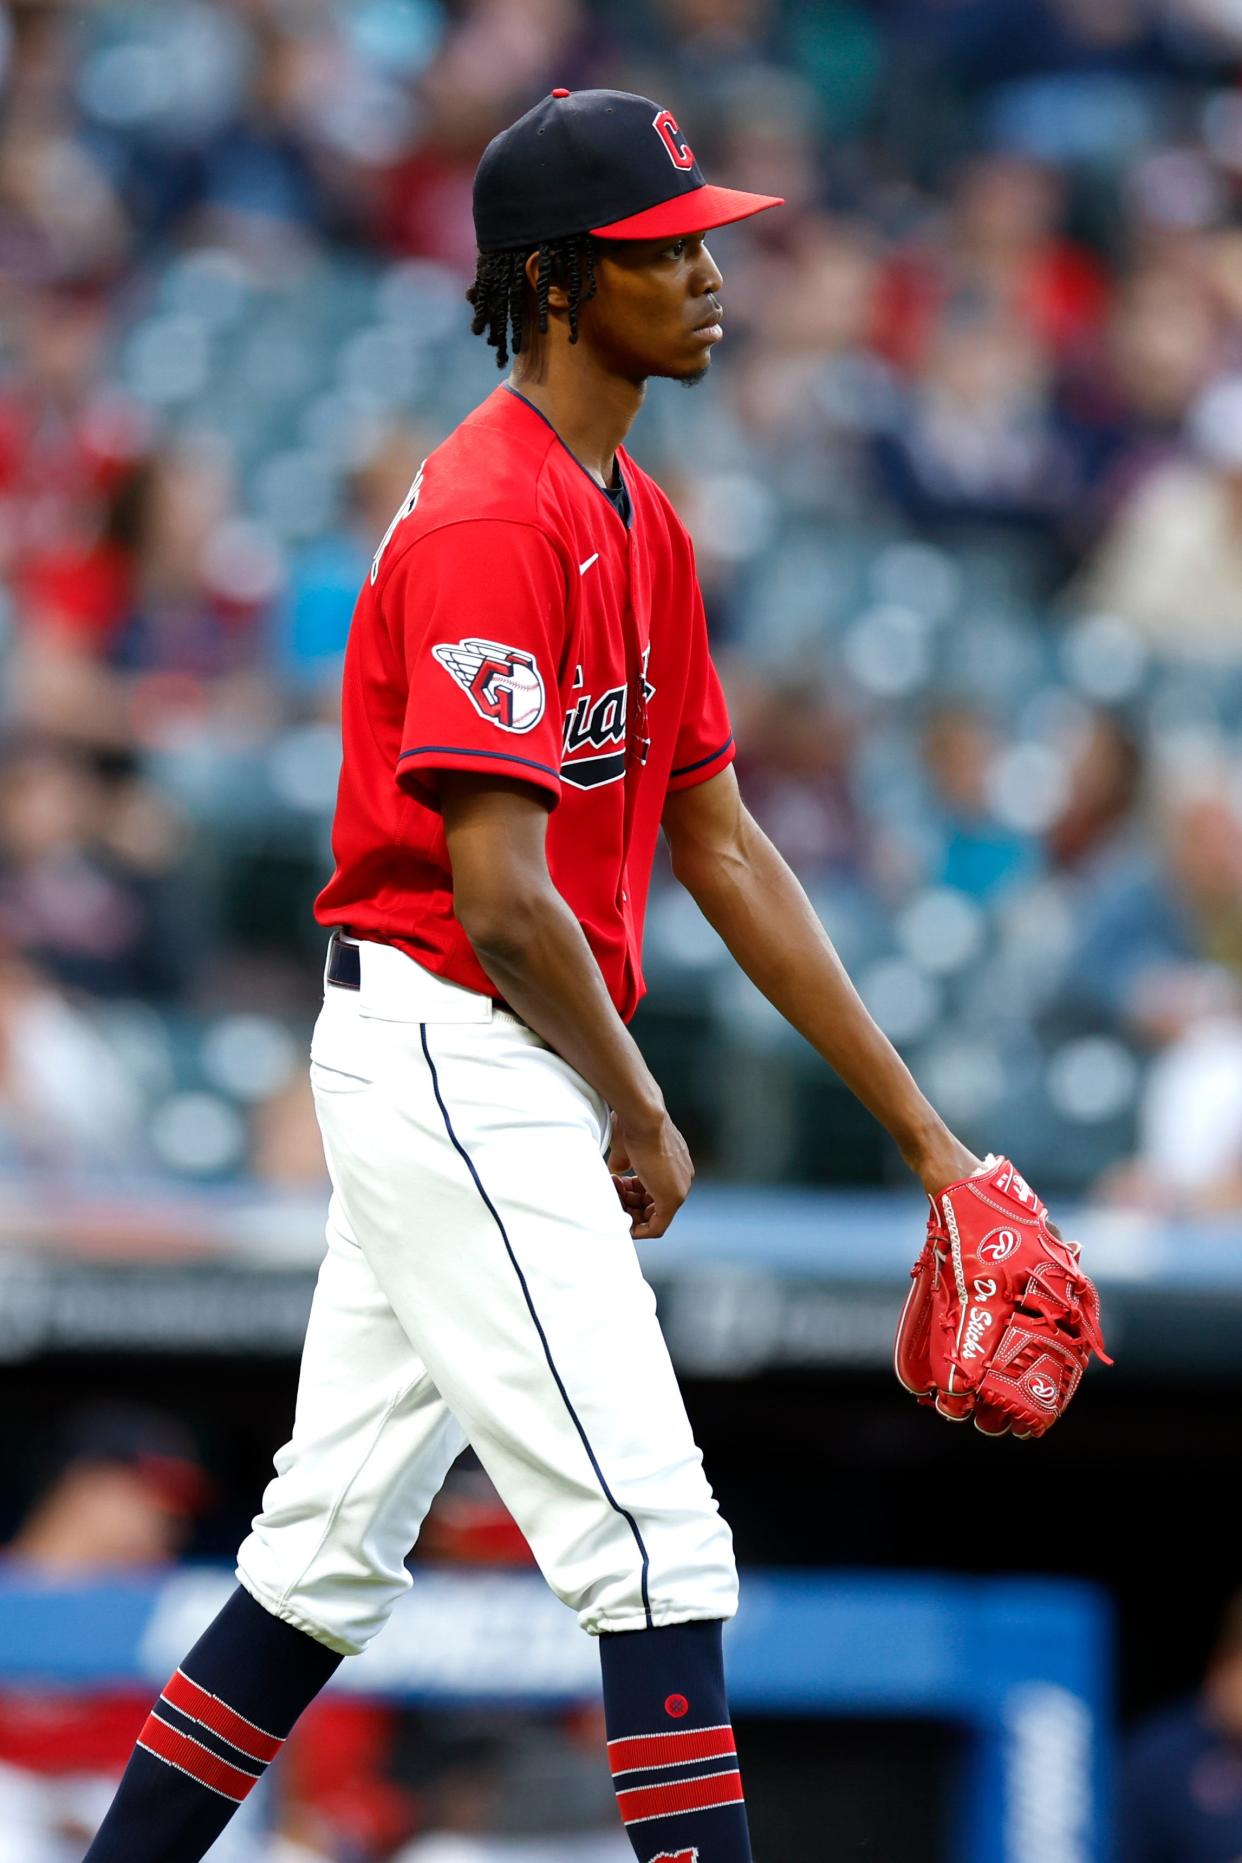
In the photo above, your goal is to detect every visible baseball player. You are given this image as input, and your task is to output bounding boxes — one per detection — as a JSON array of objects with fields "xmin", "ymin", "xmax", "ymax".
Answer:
[{"xmin": 86, "ymin": 90, "xmax": 977, "ymax": 1863}]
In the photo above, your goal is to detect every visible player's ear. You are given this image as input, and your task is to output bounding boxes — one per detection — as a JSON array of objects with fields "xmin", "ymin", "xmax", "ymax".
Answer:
[{"xmin": 524, "ymin": 247, "xmax": 570, "ymax": 312}]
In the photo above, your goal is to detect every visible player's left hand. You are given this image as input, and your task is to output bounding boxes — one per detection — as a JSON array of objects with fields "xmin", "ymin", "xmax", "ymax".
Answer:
[{"xmin": 893, "ymin": 1152, "xmax": 1112, "ymax": 1437}]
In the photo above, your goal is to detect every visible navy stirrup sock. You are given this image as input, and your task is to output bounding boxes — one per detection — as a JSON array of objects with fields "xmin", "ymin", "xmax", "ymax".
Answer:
[
  {"xmin": 600, "ymin": 1618, "xmax": 752, "ymax": 1863},
  {"xmin": 84, "ymin": 1586, "xmax": 342, "ymax": 1861},
  {"xmin": 88, "ymin": 1594, "xmax": 748, "ymax": 1861}
]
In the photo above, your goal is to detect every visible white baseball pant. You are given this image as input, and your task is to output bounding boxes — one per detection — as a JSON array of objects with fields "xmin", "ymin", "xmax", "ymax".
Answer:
[{"xmin": 235, "ymin": 934, "xmax": 738, "ymax": 1655}]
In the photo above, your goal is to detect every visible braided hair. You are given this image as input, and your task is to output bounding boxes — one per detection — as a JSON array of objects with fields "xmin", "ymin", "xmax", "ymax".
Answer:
[{"xmin": 466, "ymin": 232, "xmax": 599, "ymax": 368}]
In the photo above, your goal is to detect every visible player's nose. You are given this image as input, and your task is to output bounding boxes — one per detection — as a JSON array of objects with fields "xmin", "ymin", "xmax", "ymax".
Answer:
[{"xmin": 695, "ymin": 240, "xmax": 724, "ymax": 295}]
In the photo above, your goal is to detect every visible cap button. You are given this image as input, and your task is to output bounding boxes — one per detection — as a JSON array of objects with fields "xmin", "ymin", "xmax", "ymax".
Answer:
[{"xmin": 551, "ymin": 88, "xmax": 570, "ymax": 98}]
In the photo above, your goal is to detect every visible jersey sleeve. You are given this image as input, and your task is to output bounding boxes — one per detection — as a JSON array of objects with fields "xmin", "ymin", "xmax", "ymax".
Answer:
[
  {"xmin": 667, "ymin": 583, "xmax": 736, "ymax": 794},
  {"xmin": 386, "ymin": 520, "xmax": 569, "ymax": 808}
]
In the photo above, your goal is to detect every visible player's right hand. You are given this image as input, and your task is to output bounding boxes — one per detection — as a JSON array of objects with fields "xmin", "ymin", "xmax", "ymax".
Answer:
[{"xmin": 608, "ymin": 1110, "xmax": 694, "ymax": 1239}]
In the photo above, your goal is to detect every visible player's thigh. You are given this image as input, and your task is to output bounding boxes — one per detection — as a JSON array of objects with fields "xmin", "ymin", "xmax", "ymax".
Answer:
[
  {"xmin": 237, "ymin": 1180, "xmax": 467, "ymax": 1653},
  {"xmin": 313, "ymin": 1015, "xmax": 735, "ymax": 1630}
]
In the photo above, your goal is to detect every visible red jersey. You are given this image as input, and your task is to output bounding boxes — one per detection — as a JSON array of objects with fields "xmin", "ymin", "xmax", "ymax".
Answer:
[{"xmin": 315, "ymin": 384, "xmax": 734, "ymax": 1021}]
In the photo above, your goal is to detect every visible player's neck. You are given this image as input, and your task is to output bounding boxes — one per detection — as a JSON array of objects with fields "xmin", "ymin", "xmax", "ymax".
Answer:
[{"xmin": 508, "ymin": 347, "xmax": 644, "ymax": 489}]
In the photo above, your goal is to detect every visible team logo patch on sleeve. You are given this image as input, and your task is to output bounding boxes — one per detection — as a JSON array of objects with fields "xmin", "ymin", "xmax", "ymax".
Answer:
[{"xmin": 432, "ymin": 638, "xmax": 546, "ymax": 733}]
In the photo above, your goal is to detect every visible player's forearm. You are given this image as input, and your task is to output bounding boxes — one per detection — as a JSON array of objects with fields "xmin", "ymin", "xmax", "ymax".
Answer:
[
  {"xmin": 462, "ymin": 890, "xmax": 666, "ymax": 1134},
  {"xmin": 675, "ymin": 818, "xmax": 953, "ymax": 1173}
]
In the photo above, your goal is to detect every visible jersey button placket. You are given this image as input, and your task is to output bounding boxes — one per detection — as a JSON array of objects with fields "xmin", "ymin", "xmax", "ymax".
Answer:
[{"xmin": 617, "ymin": 523, "xmax": 645, "ymax": 990}]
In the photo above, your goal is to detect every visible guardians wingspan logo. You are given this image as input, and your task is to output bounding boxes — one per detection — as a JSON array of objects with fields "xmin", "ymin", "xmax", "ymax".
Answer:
[{"xmin": 432, "ymin": 638, "xmax": 546, "ymax": 733}]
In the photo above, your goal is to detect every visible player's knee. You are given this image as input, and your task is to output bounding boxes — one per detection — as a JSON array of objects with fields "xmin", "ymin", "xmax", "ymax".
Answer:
[
  {"xmin": 650, "ymin": 1516, "xmax": 739, "ymax": 1626},
  {"xmin": 235, "ymin": 1526, "xmax": 411, "ymax": 1658}
]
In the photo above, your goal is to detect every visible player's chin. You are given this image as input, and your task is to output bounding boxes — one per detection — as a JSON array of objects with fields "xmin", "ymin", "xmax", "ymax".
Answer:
[{"xmin": 652, "ymin": 349, "xmax": 714, "ymax": 388}]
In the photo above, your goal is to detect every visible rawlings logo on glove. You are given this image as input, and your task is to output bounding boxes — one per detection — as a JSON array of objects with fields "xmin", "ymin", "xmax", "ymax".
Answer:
[{"xmin": 894, "ymin": 1155, "xmax": 1111, "ymax": 1438}]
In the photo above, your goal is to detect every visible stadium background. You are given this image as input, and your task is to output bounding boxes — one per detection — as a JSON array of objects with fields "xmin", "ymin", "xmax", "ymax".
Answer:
[{"xmin": 3, "ymin": 0, "xmax": 1242, "ymax": 1856}]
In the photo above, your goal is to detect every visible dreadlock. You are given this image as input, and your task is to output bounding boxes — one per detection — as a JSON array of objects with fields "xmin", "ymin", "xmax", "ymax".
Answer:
[{"xmin": 466, "ymin": 232, "xmax": 599, "ymax": 368}]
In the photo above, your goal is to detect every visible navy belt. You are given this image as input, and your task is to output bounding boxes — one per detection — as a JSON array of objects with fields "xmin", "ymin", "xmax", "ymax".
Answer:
[
  {"xmin": 325, "ymin": 931, "xmax": 361, "ymax": 990},
  {"xmin": 325, "ymin": 931, "xmax": 518, "ymax": 1020}
]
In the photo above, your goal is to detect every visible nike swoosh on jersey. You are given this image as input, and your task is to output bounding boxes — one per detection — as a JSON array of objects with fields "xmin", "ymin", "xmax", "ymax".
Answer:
[{"xmin": 579, "ymin": 552, "xmax": 600, "ymax": 575}]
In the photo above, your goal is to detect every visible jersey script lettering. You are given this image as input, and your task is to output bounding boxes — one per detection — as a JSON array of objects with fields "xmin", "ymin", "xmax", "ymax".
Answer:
[{"xmin": 370, "ymin": 458, "xmax": 428, "ymax": 584}]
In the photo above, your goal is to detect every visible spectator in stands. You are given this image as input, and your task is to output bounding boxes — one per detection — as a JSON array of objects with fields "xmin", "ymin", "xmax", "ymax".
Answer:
[
  {"xmin": 274, "ymin": 424, "xmax": 433, "ymax": 706},
  {"xmin": 189, "ymin": 12, "xmax": 350, "ymax": 262},
  {"xmin": 1045, "ymin": 711, "xmax": 1145, "ymax": 877},
  {"xmin": 0, "ymin": 736, "xmax": 187, "ymax": 1000},
  {"xmin": 249, "ymin": 1070, "xmax": 331, "ymax": 1190},
  {"xmin": 727, "ymin": 215, "xmax": 890, "ymax": 518},
  {"xmin": 0, "ymin": 16, "xmax": 130, "ymax": 290},
  {"xmin": 874, "ymin": 155, "xmax": 1110, "ymax": 376},
  {"xmin": 0, "ymin": 940, "xmax": 144, "ymax": 1171},
  {"xmin": 1076, "ymin": 770, "xmax": 1242, "ymax": 1212},
  {"xmin": 14, "ymin": 443, "xmax": 146, "ymax": 663},
  {"xmin": 1122, "ymin": 1586, "xmax": 1242, "ymax": 1860},
  {"xmin": 0, "ymin": 284, "xmax": 146, "ymax": 609},
  {"xmin": 112, "ymin": 439, "xmax": 265, "ymax": 681},
  {"xmin": 918, "ymin": 704, "xmax": 1039, "ymax": 899},
  {"xmin": 1103, "ymin": 1011, "xmax": 1242, "ymax": 1213},
  {"xmin": 875, "ymin": 304, "xmax": 1073, "ymax": 534},
  {"xmin": 0, "ymin": 1404, "xmax": 222, "ymax": 1863},
  {"xmin": 1059, "ymin": 260, "xmax": 1223, "ymax": 549},
  {"xmin": 6, "ymin": 1402, "xmax": 209, "ymax": 1571},
  {"xmin": 1071, "ymin": 374, "xmax": 1242, "ymax": 657},
  {"xmin": 9, "ymin": 424, "xmax": 281, "ymax": 753},
  {"xmin": 392, "ymin": 1764, "xmax": 631, "ymax": 1862},
  {"xmin": 730, "ymin": 677, "xmax": 864, "ymax": 886},
  {"xmin": 1068, "ymin": 773, "xmax": 1242, "ymax": 1038}
]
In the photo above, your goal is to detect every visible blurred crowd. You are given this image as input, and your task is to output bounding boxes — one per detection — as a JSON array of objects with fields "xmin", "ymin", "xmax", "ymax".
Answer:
[{"xmin": 8, "ymin": 0, "xmax": 1242, "ymax": 1205}]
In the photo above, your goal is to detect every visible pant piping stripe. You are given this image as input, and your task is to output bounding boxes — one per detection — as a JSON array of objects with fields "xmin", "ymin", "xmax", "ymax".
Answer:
[{"xmin": 419, "ymin": 1022, "xmax": 653, "ymax": 1628}]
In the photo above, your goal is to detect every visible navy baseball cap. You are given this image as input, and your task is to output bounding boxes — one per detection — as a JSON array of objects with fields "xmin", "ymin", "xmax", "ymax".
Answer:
[
  {"xmin": 55, "ymin": 1402, "xmax": 213, "ymax": 1515},
  {"xmin": 473, "ymin": 88, "xmax": 783, "ymax": 253}
]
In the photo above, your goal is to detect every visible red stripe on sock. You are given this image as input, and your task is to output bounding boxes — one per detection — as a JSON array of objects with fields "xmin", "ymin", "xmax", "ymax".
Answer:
[
  {"xmin": 163, "ymin": 1669, "xmax": 283, "ymax": 1765},
  {"xmin": 137, "ymin": 1713, "xmax": 256, "ymax": 1803},
  {"xmin": 608, "ymin": 1723, "xmax": 736, "ymax": 1776},
  {"xmin": 616, "ymin": 1765, "xmax": 745, "ymax": 1826}
]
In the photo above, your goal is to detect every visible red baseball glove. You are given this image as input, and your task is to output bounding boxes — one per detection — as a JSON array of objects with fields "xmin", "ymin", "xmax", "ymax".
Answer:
[{"xmin": 893, "ymin": 1154, "xmax": 1111, "ymax": 1438}]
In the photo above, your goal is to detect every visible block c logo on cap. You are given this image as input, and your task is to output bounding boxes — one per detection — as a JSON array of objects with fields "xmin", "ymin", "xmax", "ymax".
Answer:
[
  {"xmin": 653, "ymin": 108, "xmax": 695, "ymax": 171},
  {"xmin": 649, "ymin": 1851, "xmax": 699, "ymax": 1862}
]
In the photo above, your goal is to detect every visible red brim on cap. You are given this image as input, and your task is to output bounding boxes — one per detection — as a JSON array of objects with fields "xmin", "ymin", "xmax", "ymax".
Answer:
[
  {"xmin": 136, "ymin": 1452, "xmax": 214, "ymax": 1517},
  {"xmin": 591, "ymin": 183, "xmax": 783, "ymax": 241}
]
